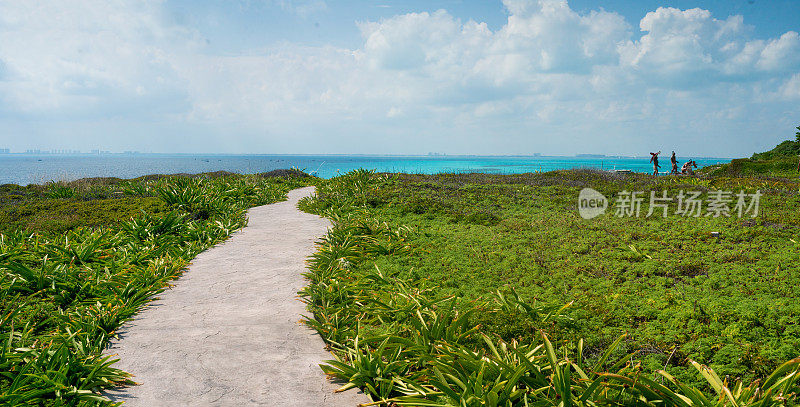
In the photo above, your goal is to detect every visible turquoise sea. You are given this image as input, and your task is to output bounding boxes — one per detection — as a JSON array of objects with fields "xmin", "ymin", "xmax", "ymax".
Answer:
[{"xmin": 0, "ymin": 154, "xmax": 732, "ymax": 185}]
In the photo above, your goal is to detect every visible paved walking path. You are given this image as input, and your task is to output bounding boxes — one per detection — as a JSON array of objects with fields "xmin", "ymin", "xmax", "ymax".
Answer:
[{"xmin": 104, "ymin": 187, "xmax": 370, "ymax": 406}]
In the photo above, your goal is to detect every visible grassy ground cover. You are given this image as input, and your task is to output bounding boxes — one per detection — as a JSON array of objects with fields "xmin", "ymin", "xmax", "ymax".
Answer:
[
  {"xmin": 0, "ymin": 171, "xmax": 312, "ymax": 405},
  {"xmin": 701, "ymin": 157, "xmax": 800, "ymax": 178},
  {"xmin": 300, "ymin": 169, "xmax": 800, "ymax": 406}
]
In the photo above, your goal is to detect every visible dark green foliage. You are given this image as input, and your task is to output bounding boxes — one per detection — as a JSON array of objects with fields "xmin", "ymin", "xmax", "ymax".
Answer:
[
  {"xmin": 0, "ymin": 197, "xmax": 168, "ymax": 235},
  {"xmin": 750, "ymin": 124, "xmax": 800, "ymax": 160},
  {"xmin": 703, "ymin": 156, "xmax": 799, "ymax": 178},
  {"xmin": 751, "ymin": 140, "xmax": 800, "ymax": 161},
  {"xmin": 0, "ymin": 178, "xmax": 171, "ymax": 235},
  {"xmin": 0, "ymin": 172, "xmax": 313, "ymax": 405}
]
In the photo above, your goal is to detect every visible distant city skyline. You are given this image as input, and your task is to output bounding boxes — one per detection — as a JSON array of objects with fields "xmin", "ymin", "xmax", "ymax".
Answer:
[
  {"xmin": 0, "ymin": 148, "xmax": 136, "ymax": 155},
  {"xmin": 1, "ymin": 0, "xmax": 799, "ymax": 157},
  {"xmin": 0, "ymin": 147, "xmax": 737, "ymax": 159}
]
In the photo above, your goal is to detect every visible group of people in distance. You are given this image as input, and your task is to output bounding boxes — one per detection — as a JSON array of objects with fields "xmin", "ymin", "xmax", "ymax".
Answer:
[{"xmin": 649, "ymin": 151, "xmax": 697, "ymax": 176}]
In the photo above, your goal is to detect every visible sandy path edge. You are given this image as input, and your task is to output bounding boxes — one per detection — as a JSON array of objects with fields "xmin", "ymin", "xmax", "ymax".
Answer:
[{"xmin": 103, "ymin": 186, "xmax": 371, "ymax": 406}]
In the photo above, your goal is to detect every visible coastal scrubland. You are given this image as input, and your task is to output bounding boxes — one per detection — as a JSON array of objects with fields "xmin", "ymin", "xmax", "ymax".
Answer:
[
  {"xmin": 0, "ymin": 171, "xmax": 311, "ymax": 405},
  {"xmin": 300, "ymin": 162, "xmax": 800, "ymax": 405},
  {"xmin": 704, "ymin": 134, "xmax": 800, "ymax": 178},
  {"xmin": 1, "ymin": 151, "xmax": 799, "ymax": 405}
]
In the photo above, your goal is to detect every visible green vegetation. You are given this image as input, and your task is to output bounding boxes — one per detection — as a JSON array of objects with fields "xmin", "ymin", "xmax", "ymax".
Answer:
[
  {"xmin": 702, "ymin": 124, "xmax": 800, "ymax": 177},
  {"xmin": 702, "ymin": 137, "xmax": 800, "ymax": 179},
  {"xmin": 751, "ymin": 125, "xmax": 800, "ymax": 161},
  {"xmin": 1, "ymin": 155, "xmax": 797, "ymax": 406},
  {"xmin": 701, "ymin": 157, "xmax": 799, "ymax": 178},
  {"xmin": 750, "ymin": 141, "xmax": 800, "ymax": 162},
  {"xmin": 300, "ymin": 168, "xmax": 800, "ymax": 406},
  {"xmin": 0, "ymin": 171, "xmax": 312, "ymax": 405}
]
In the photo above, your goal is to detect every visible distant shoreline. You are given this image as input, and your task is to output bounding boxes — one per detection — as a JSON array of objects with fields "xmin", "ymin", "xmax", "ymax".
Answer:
[
  {"xmin": 0, "ymin": 154, "xmax": 734, "ymax": 186},
  {"xmin": 0, "ymin": 152, "xmax": 736, "ymax": 160}
]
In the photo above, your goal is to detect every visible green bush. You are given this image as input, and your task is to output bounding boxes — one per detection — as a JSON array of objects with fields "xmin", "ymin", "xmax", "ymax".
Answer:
[{"xmin": 752, "ymin": 140, "xmax": 800, "ymax": 161}]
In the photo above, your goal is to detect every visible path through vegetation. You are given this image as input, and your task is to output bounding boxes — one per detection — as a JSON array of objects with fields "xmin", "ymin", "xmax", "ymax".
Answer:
[{"xmin": 104, "ymin": 186, "xmax": 370, "ymax": 406}]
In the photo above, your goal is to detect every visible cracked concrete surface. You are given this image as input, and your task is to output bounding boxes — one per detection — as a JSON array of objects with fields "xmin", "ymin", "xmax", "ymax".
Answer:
[{"xmin": 104, "ymin": 187, "xmax": 371, "ymax": 406}]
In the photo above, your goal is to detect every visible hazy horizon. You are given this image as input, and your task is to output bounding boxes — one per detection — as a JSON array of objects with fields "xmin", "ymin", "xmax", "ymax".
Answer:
[
  {"xmin": 1, "ymin": 0, "xmax": 798, "ymax": 157},
  {"xmin": 0, "ymin": 151, "xmax": 737, "ymax": 159}
]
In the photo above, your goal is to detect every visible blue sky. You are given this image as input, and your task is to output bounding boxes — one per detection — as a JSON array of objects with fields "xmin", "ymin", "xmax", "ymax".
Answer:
[
  {"xmin": 172, "ymin": 0, "xmax": 799, "ymax": 49},
  {"xmin": 0, "ymin": 0, "xmax": 798, "ymax": 156}
]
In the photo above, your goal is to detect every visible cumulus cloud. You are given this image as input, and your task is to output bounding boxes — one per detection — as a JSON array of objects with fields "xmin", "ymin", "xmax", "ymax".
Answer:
[
  {"xmin": 496, "ymin": 0, "xmax": 630, "ymax": 72},
  {"xmin": 757, "ymin": 31, "xmax": 800, "ymax": 72},
  {"xmin": 619, "ymin": 7, "xmax": 800, "ymax": 85},
  {"xmin": 0, "ymin": 0, "xmax": 798, "ymax": 155}
]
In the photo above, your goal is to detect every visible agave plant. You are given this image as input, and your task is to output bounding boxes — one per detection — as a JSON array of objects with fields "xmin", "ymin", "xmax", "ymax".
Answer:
[
  {"xmin": 118, "ymin": 180, "xmax": 150, "ymax": 197},
  {"xmin": 45, "ymin": 182, "xmax": 75, "ymax": 199}
]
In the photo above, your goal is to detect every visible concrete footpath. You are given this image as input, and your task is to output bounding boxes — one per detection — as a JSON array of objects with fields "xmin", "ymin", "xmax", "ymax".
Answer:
[{"xmin": 104, "ymin": 186, "xmax": 371, "ymax": 406}]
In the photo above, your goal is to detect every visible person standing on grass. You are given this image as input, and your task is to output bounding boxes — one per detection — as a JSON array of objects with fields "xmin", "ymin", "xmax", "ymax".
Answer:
[
  {"xmin": 649, "ymin": 151, "xmax": 661, "ymax": 175},
  {"xmin": 670, "ymin": 151, "xmax": 678, "ymax": 175}
]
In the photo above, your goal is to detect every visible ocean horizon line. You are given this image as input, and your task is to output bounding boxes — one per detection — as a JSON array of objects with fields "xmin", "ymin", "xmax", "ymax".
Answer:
[{"xmin": 0, "ymin": 152, "xmax": 737, "ymax": 160}]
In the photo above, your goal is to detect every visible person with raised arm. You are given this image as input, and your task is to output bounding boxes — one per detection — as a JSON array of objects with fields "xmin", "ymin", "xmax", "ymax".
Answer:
[{"xmin": 649, "ymin": 151, "xmax": 661, "ymax": 176}]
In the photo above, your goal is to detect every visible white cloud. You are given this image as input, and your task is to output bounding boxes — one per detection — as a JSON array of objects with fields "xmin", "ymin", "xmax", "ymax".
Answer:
[
  {"xmin": 496, "ymin": 0, "xmax": 630, "ymax": 72},
  {"xmin": 618, "ymin": 7, "xmax": 800, "ymax": 85},
  {"xmin": 0, "ymin": 0, "xmax": 798, "ymax": 156},
  {"xmin": 360, "ymin": 10, "xmax": 466, "ymax": 71},
  {"xmin": 0, "ymin": 0, "xmax": 197, "ymax": 118},
  {"xmin": 274, "ymin": 0, "xmax": 327, "ymax": 16},
  {"xmin": 779, "ymin": 74, "xmax": 800, "ymax": 100},
  {"xmin": 757, "ymin": 31, "xmax": 800, "ymax": 72}
]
